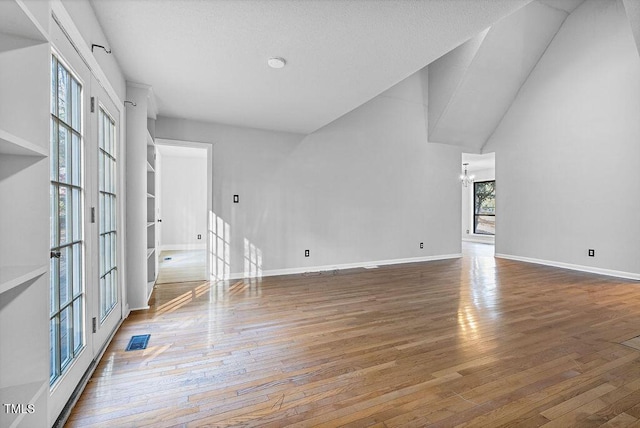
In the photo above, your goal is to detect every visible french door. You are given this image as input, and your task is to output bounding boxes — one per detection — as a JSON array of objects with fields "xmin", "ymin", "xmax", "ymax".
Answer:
[
  {"xmin": 49, "ymin": 19, "xmax": 122, "ymax": 421},
  {"xmin": 49, "ymin": 43, "xmax": 93, "ymax": 419},
  {"xmin": 90, "ymin": 80, "xmax": 122, "ymax": 351}
]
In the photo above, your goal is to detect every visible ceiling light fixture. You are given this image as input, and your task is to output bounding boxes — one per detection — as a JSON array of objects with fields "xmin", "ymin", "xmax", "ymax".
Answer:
[
  {"xmin": 267, "ymin": 57, "xmax": 286, "ymax": 69},
  {"xmin": 460, "ymin": 163, "xmax": 475, "ymax": 187}
]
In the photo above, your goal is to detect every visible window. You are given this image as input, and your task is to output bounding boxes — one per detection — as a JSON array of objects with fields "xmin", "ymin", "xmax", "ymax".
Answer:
[
  {"xmin": 50, "ymin": 54, "xmax": 84, "ymax": 384},
  {"xmin": 474, "ymin": 180, "xmax": 495, "ymax": 235},
  {"xmin": 99, "ymin": 107, "xmax": 118, "ymax": 320}
]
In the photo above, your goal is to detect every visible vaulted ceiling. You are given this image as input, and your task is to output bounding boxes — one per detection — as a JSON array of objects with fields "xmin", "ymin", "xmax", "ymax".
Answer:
[
  {"xmin": 89, "ymin": 0, "xmax": 532, "ymax": 134},
  {"xmin": 427, "ymin": 0, "xmax": 585, "ymax": 152},
  {"xmin": 623, "ymin": 0, "xmax": 640, "ymax": 57}
]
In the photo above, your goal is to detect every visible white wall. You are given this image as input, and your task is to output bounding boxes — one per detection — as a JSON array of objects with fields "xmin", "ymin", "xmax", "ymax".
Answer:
[
  {"xmin": 60, "ymin": 0, "xmax": 127, "ymax": 100},
  {"xmin": 462, "ymin": 168, "xmax": 495, "ymax": 244},
  {"xmin": 484, "ymin": 0, "xmax": 640, "ymax": 278},
  {"xmin": 158, "ymin": 148, "xmax": 208, "ymax": 250},
  {"xmin": 157, "ymin": 68, "xmax": 463, "ymax": 277}
]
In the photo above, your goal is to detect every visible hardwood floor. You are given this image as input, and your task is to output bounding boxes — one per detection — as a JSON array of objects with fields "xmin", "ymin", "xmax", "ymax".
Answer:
[
  {"xmin": 67, "ymin": 243, "xmax": 640, "ymax": 427},
  {"xmin": 156, "ymin": 250, "xmax": 207, "ymax": 285}
]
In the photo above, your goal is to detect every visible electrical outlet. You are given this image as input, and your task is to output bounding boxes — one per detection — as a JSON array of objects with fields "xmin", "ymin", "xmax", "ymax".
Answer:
[
  {"xmin": 588, "ymin": 249, "xmax": 595, "ymax": 257},
  {"xmin": 197, "ymin": 234, "xmax": 201, "ymax": 240},
  {"xmin": 419, "ymin": 242, "xmax": 423, "ymax": 249},
  {"xmin": 466, "ymin": 229, "xmax": 469, "ymax": 234},
  {"xmin": 305, "ymin": 249, "xmax": 310, "ymax": 257},
  {"xmin": 233, "ymin": 195, "xmax": 239, "ymax": 203}
]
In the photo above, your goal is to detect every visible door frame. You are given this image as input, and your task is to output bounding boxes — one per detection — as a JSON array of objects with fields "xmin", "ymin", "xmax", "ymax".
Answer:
[
  {"xmin": 90, "ymin": 81, "xmax": 123, "ymax": 354},
  {"xmin": 48, "ymin": 26, "xmax": 95, "ymax": 424},
  {"xmin": 49, "ymin": 6, "xmax": 127, "ymax": 425},
  {"xmin": 155, "ymin": 138, "xmax": 213, "ymax": 280}
]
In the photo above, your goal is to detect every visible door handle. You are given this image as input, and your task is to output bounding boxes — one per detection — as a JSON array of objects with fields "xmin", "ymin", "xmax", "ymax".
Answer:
[{"xmin": 50, "ymin": 251, "xmax": 61, "ymax": 259}]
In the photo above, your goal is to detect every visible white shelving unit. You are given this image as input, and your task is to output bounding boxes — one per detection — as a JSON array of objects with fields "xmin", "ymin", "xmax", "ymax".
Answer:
[
  {"xmin": 0, "ymin": 129, "xmax": 48, "ymax": 157},
  {"xmin": 0, "ymin": 1, "xmax": 51, "ymax": 427},
  {"xmin": 146, "ymin": 130, "xmax": 157, "ymax": 299},
  {"xmin": 125, "ymin": 85, "xmax": 158, "ymax": 309},
  {"xmin": 0, "ymin": 381, "xmax": 47, "ymax": 428},
  {"xmin": 0, "ymin": 266, "xmax": 47, "ymax": 295}
]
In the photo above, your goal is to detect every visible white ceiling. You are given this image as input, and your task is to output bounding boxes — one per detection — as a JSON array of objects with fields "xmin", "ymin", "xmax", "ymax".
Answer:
[
  {"xmin": 90, "ymin": 0, "xmax": 532, "ymax": 134},
  {"xmin": 428, "ymin": 0, "xmax": 578, "ymax": 151},
  {"xmin": 622, "ymin": 0, "xmax": 640, "ymax": 57},
  {"xmin": 538, "ymin": 0, "xmax": 585, "ymax": 13}
]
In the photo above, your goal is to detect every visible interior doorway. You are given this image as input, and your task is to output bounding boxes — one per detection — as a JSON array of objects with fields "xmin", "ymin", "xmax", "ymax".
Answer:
[
  {"xmin": 155, "ymin": 140, "xmax": 212, "ymax": 284},
  {"xmin": 461, "ymin": 152, "xmax": 495, "ymax": 247}
]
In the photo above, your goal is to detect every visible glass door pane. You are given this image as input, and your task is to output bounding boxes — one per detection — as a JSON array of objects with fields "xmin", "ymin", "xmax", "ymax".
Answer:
[
  {"xmin": 50, "ymin": 54, "xmax": 85, "ymax": 385},
  {"xmin": 98, "ymin": 107, "xmax": 118, "ymax": 320}
]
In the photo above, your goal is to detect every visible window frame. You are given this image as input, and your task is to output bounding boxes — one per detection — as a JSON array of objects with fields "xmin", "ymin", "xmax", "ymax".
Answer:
[
  {"xmin": 50, "ymin": 52, "xmax": 85, "ymax": 385},
  {"xmin": 473, "ymin": 180, "xmax": 496, "ymax": 236}
]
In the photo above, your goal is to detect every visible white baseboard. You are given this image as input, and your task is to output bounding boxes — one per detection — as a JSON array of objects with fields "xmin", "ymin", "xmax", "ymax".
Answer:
[
  {"xmin": 160, "ymin": 244, "xmax": 206, "ymax": 252},
  {"xmin": 462, "ymin": 236, "xmax": 495, "ymax": 244},
  {"xmin": 495, "ymin": 253, "xmax": 640, "ymax": 281},
  {"xmin": 216, "ymin": 253, "xmax": 462, "ymax": 281}
]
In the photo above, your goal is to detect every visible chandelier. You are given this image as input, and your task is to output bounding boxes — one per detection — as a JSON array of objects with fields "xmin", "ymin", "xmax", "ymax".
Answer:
[{"xmin": 460, "ymin": 163, "xmax": 475, "ymax": 187}]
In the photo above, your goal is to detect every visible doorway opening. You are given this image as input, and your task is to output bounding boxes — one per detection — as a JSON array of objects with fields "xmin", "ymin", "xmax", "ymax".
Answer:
[
  {"xmin": 461, "ymin": 152, "xmax": 495, "ymax": 249},
  {"xmin": 155, "ymin": 141, "xmax": 212, "ymax": 284}
]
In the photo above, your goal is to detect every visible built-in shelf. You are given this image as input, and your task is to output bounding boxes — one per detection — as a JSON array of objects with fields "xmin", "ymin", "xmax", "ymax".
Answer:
[
  {"xmin": 0, "ymin": 265, "xmax": 47, "ymax": 295},
  {"xmin": 0, "ymin": 128, "xmax": 48, "ymax": 157},
  {"xmin": 146, "ymin": 127, "xmax": 157, "ymax": 303},
  {"xmin": 0, "ymin": 1, "xmax": 48, "ymax": 54},
  {"xmin": 0, "ymin": 380, "xmax": 47, "ymax": 428},
  {"xmin": 0, "ymin": 2, "xmax": 50, "ymax": 424}
]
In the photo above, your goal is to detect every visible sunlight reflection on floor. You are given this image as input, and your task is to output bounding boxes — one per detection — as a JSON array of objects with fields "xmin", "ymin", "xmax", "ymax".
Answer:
[{"xmin": 458, "ymin": 242, "xmax": 499, "ymax": 349}]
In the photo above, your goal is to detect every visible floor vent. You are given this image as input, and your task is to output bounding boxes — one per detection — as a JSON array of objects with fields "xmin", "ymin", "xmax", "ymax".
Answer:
[
  {"xmin": 126, "ymin": 334, "xmax": 150, "ymax": 351},
  {"xmin": 621, "ymin": 336, "xmax": 640, "ymax": 351}
]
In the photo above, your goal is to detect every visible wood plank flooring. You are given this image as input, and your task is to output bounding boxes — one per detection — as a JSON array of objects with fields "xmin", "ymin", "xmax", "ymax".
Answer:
[
  {"xmin": 67, "ymin": 243, "xmax": 640, "ymax": 427},
  {"xmin": 156, "ymin": 250, "xmax": 207, "ymax": 285}
]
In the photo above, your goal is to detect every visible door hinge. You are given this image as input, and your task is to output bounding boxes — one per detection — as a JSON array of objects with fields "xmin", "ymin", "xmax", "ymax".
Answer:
[
  {"xmin": 90, "ymin": 97, "xmax": 95, "ymax": 113},
  {"xmin": 92, "ymin": 317, "xmax": 97, "ymax": 333},
  {"xmin": 91, "ymin": 207, "xmax": 95, "ymax": 223}
]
